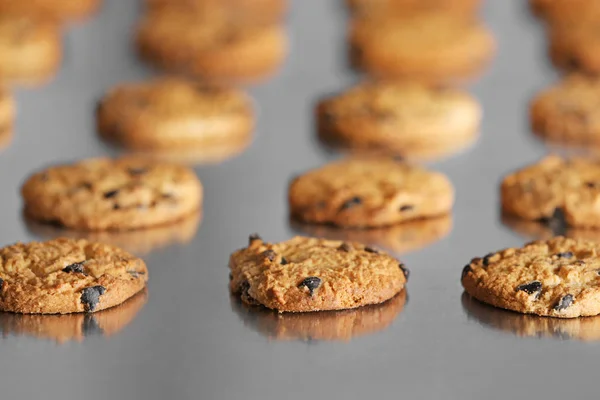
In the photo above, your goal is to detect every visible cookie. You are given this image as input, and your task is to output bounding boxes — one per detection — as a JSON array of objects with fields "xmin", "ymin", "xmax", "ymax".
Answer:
[
  {"xmin": 21, "ymin": 157, "xmax": 203, "ymax": 231},
  {"xmin": 462, "ymin": 292, "xmax": 600, "ymax": 341},
  {"xmin": 501, "ymin": 155, "xmax": 600, "ymax": 229},
  {"xmin": 0, "ymin": 238, "xmax": 148, "ymax": 314},
  {"xmin": 291, "ymin": 215, "xmax": 452, "ymax": 254},
  {"xmin": 145, "ymin": 0, "xmax": 287, "ymax": 24},
  {"xmin": 97, "ymin": 78, "xmax": 254, "ymax": 151},
  {"xmin": 350, "ymin": 13, "xmax": 495, "ymax": 82},
  {"xmin": 0, "ymin": 0, "xmax": 101, "ymax": 22},
  {"xmin": 530, "ymin": 75, "xmax": 600, "ymax": 145},
  {"xmin": 0, "ymin": 89, "xmax": 15, "ymax": 148},
  {"xmin": 229, "ymin": 235, "xmax": 408, "ymax": 312},
  {"xmin": 317, "ymin": 81, "xmax": 481, "ymax": 157},
  {"xmin": 136, "ymin": 7, "xmax": 287, "ymax": 83},
  {"xmin": 347, "ymin": 0, "xmax": 481, "ymax": 16},
  {"xmin": 461, "ymin": 236, "xmax": 600, "ymax": 318},
  {"xmin": 288, "ymin": 158, "xmax": 454, "ymax": 228},
  {"xmin": 231, "ymin": 290, "xmax": 406, "ymax": 342},
  {"xmin": 0, "ymin": 15, "xmax": 62, "ymax": 83},
  {"xmin": 0, "ymin": 289, "xmax": 147, "ymax": 343}
]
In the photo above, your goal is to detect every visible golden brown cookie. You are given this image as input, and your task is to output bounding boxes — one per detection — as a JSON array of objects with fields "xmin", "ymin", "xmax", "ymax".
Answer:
[
  {"xmin": 347, "ymin": 0, "xmax": 481, "ymax": 16},
  {"xmin": 461, "ymin": 237, "xmax": 600, "ymax": 318},
  {"xmin": 231, "ymin": 290, "xmax": 405, "ymax": 342},
  {"xmin": 501, "ymin": 155, "xmax": 600, "ymax": 229},
  {"xmin": 0, "ymin": 0, "xmax": 101, "ymax": 22},
  {"xmin": 350, "ymin": 13, "xmax": 495, "ymax": 82},
  {"xmin": 229, "ymin": 235, "xmax": 408, "ymax": 313},
  {"xmin": 530, "ymin": 75, "xmax": 600, "ymax": 145},
  {"xmin": 0, "ymin": 238, "xmax": 148, "ymax": 314},
  {"xmin": 0, "ymin": 289, "xmax": 147, "ymax": 343},
  {"xmin": 317, "ymin": 81, "xmax": 481, "ymax": 157},
  {"xmin": 288, "ymin": 158, "xmax": 454, "ymax": 228},
  {"xmin": 0, "ymin": 15, "xmax": 62, "ymax": 84},
  {"xmin": 21, "ymin": 157, "xmax": 203, "ymax": 231},
  {"xmin": 549, "ymin": 22, "xmax": 600, "ymax": 73},
  {"xmin": 145, "ymin": 0, "xmax": 287, "ymax": 24},
  {"xmin": 0, "ymin": 89, "xmax": 15, "ymax": 148},
  {"xmin": 97, "ymin": 78, "xmax": 254, "ymax": 151},
  {"xmin": 136, "ymin": 7, "xmax": 287, "ymax": 83}
]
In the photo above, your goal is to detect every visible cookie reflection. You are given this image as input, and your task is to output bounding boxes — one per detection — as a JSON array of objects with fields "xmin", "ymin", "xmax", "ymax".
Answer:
[
  {"xmin": 0, "ymin": 289, "xmax": 147, "ymax": 344},
  {"xmin": 291, "ymin": 215, "xmax": 451, "ymax": 254},
  {"xmin": 25, "ymin": 212, "xmax": 201, "ymax": 255},
  {"xmin": 231, "ymin": 290, "xmax": 406, "ymax": 342},
  {"xmin": 501, "ymin": 213, "xmax": 600, "ymax": 243},
  {"xmin": 462, "ymin": 292, "xmax": 600, "ymax": 341}
]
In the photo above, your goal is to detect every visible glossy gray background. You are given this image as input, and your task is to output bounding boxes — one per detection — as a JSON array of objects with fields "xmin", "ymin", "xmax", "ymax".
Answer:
[{"xmin": 0, "ymin": 1, "xmax": 593, "ymax": 399}]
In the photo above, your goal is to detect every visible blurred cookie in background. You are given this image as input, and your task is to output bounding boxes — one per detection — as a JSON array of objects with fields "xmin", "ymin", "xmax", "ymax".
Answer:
[
  {"xmin": 231, "ymin": 290, "xmax": 406, "ymax": 342},
  {"xmin": 0, "ymin": 289, "xmax": 147, "ymax": 344},
  {"xmin": 0, "ymin": 0, "xmax": 102, "ymax": 22}
]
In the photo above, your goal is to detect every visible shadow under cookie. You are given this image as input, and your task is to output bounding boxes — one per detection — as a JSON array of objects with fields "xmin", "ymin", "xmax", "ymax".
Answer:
[
  {"xmin": 230, "ymin": 290, "xmax": 406, "ymax": 342},
  {"xmin": 462, "ymin": 292, "xmax": 600, "ymax": 342},
  {"xmin": 0, "ymin": 289, "xmax": 148, "ymax": 344}
]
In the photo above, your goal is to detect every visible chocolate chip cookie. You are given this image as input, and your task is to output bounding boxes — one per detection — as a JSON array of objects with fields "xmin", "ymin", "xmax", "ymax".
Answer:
[
  {"xmin": 289, "ymin": 158, "xmax": 454, "ymax": 228},
  {"xmin": 97, "ymin": 78, "xmax": 254, "ymax": 150},
  {"xmin": 317, "ymin": 81, "xmax": 481, "ymax": 157},
  {"xmin": 229, "ymin": 235, "xmax": 408, "ymax": 312},
  {"xmin": 501, "ymin": 155, "xmax": 600, "ymax": 229},
  {"xmin": 530, "ymin": 75, "xmax": 600, "ymax": 145},
  {"xmin": 0, "ymin": 238, "xmax": 148, "ymax": 314},
  {"xmin": 350, "ymin": 13, "xmax": 495, "ymax": 82},
  {"xmin": 0, "ymin": 15, "xmax": 62, "ymax": 83},
  {"xmin": 462, "ymin": 236, "xmax": 600, "ymax": 318},
  {"xmin": 0, "ymin": 0, "xmax": 101, "ymax": 22},
  {"xmin": 22, "ymin": 157, "xmax": 203, "ymax": 231},
  {"xmin": 136, "ymin": 7, "xmax": 287, "ymax": 83}
]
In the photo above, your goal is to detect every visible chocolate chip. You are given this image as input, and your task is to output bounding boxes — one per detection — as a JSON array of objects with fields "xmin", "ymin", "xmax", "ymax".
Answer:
[
  {"xmin": 539, "ymin": 207, "xmax": 567, "ymax": 236},
  {"xmin": 249, "ymin": 233, "xmax": 262, "ymax": 245},
  {"xmin": 399, "ymin": 264, "xmax": 409, "ymax": 280},
  {"xmin": 399, "ymin": 205, "xmax": 414, "ymax": 212},
  {"xmin": 340, "ymin": 197, "xmax": 362, "ymax": 210},
  {"xmin": 240, "ymin": 281, "xmax": 258, "ymax": 305},
  {"xmin": 81, "ymin": 315, "xmax": 104, "ymax": 337},
  {"xmin": 516, "ymin": 281, "xmax": 542, "ymax": 298},
  {"xmin": 554, "ymin": 294, "xmax": 574, "ymax": 311},
  {"xmin": 128, "ymin": 167, "xmax": 147, "ymax": 176},
  {"xmin": 298, "ymin": 277, "xmax": 321, "ymax": 296},
  {"xmin": 80, "ymin": 286, "xmax": 106, "ymax": 312},
  {"xmin": 461, "ymin": 265, "xmax": 472, "ymax": 280},
  {"xmin": 556, "ymin": 251, "xmax": 574, "ymax": 259},
  {"xmin": 80, "ymin": 182, "xmax": 93, "ymax": 190},
  {"xmin": 63, "ymin": 261, "xmax": 85, "ymax": 274},
  {"xmin": 113, "ymin": 204, "xmax": 121, "ymax": 210},
  {"xmin": 103, "ymin": 189, "xmax": 119, "ymax": 199},
  {"xmin": 365, "ymin": 247, "xmax": 379, "ymax": 254},
  {"xmin": 263, "ymin": 250, "xmax": 277, "ymax": 262},
  {"xmin": 586, "ymin": 182, "xmax": 599, "ymax": 189},
  {"xmin": 229, "ymin": 273, "xmax": 233, "ymax": 281},
  {"xmin": 482, "ymin": 253, "xmax": 494, "ymax": 267},
  {"xmin": 339, "ymin": 243, "xmax": 352, "ymax": 252},
  {"xmin": 46, "ymin": 219, "xmax": 65, "ymax": 228},
  {"xmin": 281, "ymin": 257, "xmax": 289, "ymax": 265},
  {"xmin": 0, "ymin": 277, "xmax": 3, "ymax": 292}
]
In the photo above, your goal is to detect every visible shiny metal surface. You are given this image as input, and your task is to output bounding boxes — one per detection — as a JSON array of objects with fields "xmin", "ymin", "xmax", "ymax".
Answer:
[{"xmin": 0, "ymin": 1, "xmax": 596, "ymax": 399}]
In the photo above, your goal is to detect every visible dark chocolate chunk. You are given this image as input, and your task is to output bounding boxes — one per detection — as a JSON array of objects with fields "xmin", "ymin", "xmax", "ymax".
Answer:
[
  {"xmin": 339, "ymin": 243, "xmax": 352, "ymax": 252},
  {"xmin": 340, "ymin": 196, "xmax": 362, "ymax": 210},
  {"xmin": 586, "ymin": 182, "xmax": 599, "ymax": 189},
  {"xmin": 556, "ymin": 251, "xmax": 574, "ymax": 259},
  {"xmin": 298, "ymin": 277, "xmax": 321, "ymax": 296},
  {"xmin": 80, "ymin": 286, "xmax": 106, "ymax": 312},
  {"xmin": 365, "ymin": 246, "xmax": 379, "ymax": 254},
  {"xmin": 482, "ymin": 253, "xmax": 494, "ymax": 267},
  {"xmin": 399, "ymin": 205, "xmax": 414, "ymax": 212},
  {"xmin": 249, "ymin": 233, "xmax": 262, "ymax": 245},
  {"xmin": 103, "ymin": 189, "xmax": 119, "ymax": 199},
  {"xmin": 554, "ymin": 294, "xmax": 574, "ymax": 311},
  {"xmin": 240, "ymin": 281, "xmax": 258, "ymax": 305},
  {"xmin": 113, "ymin": 203, "xmax": 121, "ymax": 210},
  {"xmin": 0, "ymin": 277, "xmax": 3, "ymax": 292},
  {"xmin": 539, "ymin": 207, "xmax": 567, "ymax": 236},
  {"xmin": 263, "ymin": 250, "xmax": 277, "ymax": 262},
  {"xmin": 399, "ymin": 264, "xmax": 410, "ymax": 280},
  {"xmin": 516, "ymin": 281, "xmax": 542, "ymax": 298},
  {"xmin": 461, "ymin": 265, "xmax": 472, "ymax": 280},
  {"xmin": 82, "ymin": 315, "xmax": 104, "ymax": 337},
  {"xmin": 229, "ymin": 273, "xmax": 233, "ymax": 281},
  {"xmin": 128, "ymin": 167, "xmax": 148, "ymax": 176},
  {"xmin": 281, "ymin": 257, "xmax": 289, "ymax": 265},
  {"xmin": 62, "ymin": 261, "xmax": 86, "ymax": 274}
]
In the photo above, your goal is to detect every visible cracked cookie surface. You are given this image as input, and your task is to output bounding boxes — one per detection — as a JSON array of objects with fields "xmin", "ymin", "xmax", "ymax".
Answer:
[
  {"xmin": 22, "ymin": 157, "xmax": 203, "ymax": 231},
  {"xmin": 501, "ymin": 155, "xmax": 600, "ymax": 228},
  {"xmin": 0, "ymin": 238, "xmax": 148, "ymax": 314},
  {"xmin": 229, "ymin": 235, "xmax": 407, "ymax": 312},
  {"xmin": 461, "ymin": 237, "xmax": 600, "ymax": 318},
  {"xmin": 289, "ymin": 158, "xmax": 454, "ymax": 228}
]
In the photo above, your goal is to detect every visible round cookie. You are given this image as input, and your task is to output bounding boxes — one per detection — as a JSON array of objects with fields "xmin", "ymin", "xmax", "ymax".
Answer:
[
  {"xmin": 530, "ymin": 75, "xmax": 600, "ymax": 145},
  {"xmin": 317, "ymin": 81, "xmax": 481, "ymax": 157},
  {"xmin": 549, "ymin": 22, "xmax": 600, "ymax": 74},
  {"xmin": 347, "ymin": 0, "xmax": 481, "ymax": 16},
  {"xmin": 350, "ymin": 13, "xmax": 495, "ymax": 82},
  {"xmin": 229, "ymin": 235, "xmax": 408, "ymax": 312},
  {"xmin": 0, "ymin": 89, "xmax": 15, "ymax": 148},
  {"xmin": 22, "ymin": 157, "xmax": 203, "ymax": 231},
  {"xmin": 289, "ymin": 158, "xmax": 454, "ymax": 228},
  {"xmin": 501, "ymin": 155, "xmax": 600, "ymax": 229},
  {"xmin": 461, "ymin": 236, "xmax": 600, "ymax": 318},
  {"xmin": 97, "ymin": 78, "xmax": 254, "ymax": 150},
  {"xmin": 0, "ymin": 15, "xmax": 62, "ymax": 83},
  {"xmin": 0, "ymin": 0, "xmax": 101, "ymax": 22},
  {"xmin": 0, "ymin": 238, "xmax": 148, "ymax": 314},
  {"xmin": 136, "ymin": 7, "xmax": 287, "ymax": 83}
]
